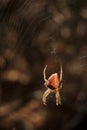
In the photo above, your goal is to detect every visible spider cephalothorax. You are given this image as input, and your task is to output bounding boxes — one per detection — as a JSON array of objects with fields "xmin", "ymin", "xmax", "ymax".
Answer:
[{"xmin": 42, "ymin": 65, "xmax": 62, "ymax": 106}]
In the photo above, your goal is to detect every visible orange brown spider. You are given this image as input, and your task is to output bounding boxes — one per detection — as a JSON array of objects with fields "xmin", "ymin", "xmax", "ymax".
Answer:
[{"xmin": 42, "ymin": 65, "xmax": 62, "ymax": 106}]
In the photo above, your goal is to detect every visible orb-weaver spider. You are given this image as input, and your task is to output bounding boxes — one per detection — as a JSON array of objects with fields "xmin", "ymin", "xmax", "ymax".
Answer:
[{"xmin": 42, "ymin": 65, "xmax": 62, "ymax": 106}]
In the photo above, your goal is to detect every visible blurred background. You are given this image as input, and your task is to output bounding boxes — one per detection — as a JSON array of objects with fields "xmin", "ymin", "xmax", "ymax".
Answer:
[{"xmin": 0, "ymin": 0, "xmax": 87, "ymax": 129}]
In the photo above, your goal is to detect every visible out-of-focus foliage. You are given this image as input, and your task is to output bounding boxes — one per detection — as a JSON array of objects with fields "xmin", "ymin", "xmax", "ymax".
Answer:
[{"xmin": 0, "ymin": 0, "xmax": 87, "ymax": 130}]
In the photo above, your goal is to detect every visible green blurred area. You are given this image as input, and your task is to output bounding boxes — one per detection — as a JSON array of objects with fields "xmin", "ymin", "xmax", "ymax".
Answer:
[{"xmin": 0, "ymin": 0, "xmax": 87, "ymax": 130}]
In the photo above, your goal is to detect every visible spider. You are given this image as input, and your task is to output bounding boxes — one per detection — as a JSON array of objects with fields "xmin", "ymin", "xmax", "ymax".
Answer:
[{"xmin": 42, "ymin": 65, "xmax": 62, "ymax": 106}]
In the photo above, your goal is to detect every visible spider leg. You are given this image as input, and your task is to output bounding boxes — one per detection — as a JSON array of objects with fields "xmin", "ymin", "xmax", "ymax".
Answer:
[
  {"xmin": 42, "ymin": 88, "xmax": 51, "ymax": 105},
  {"xmin": 59, "ymin": 64, "xmax": 63, "ymax": 90},
  {"xmin": 59, "ymin": 83, "xmax": 62, "ymax": 90},
  {"xmin": 43, "ymin": 65, "xmax": 47, "ymax": 82},
  {"xmin": 60, "ymin": 64, "xmax": 62, "ymax": 83},
  {"xmin": 55, "ymin": 91, "xmax": 61, "ymax": 106}
]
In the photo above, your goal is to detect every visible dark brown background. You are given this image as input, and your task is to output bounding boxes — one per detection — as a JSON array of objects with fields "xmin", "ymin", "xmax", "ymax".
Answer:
[{"xmin": 0, "ymin": 0, "xmax": 87, "ymax": 130}]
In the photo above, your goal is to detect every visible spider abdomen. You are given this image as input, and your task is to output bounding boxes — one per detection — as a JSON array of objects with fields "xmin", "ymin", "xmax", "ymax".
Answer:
[{"xmin": 47, "ymin": 73, "xmax": 59, "ymax": 90}]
